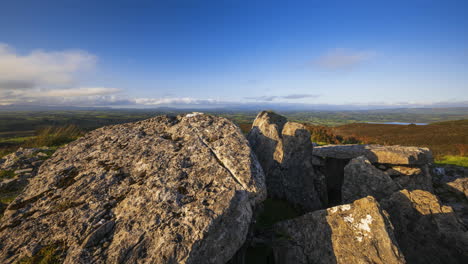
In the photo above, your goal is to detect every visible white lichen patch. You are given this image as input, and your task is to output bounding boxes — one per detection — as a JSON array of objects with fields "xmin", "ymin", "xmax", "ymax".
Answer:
[
  {"xmin": 344, "ymin": 214, "xmax": 354, "ymax": 223},
  {"xmin": 328, "ymin": 204, "xmax": 352, "ymax": 214},
  {"xmin": 357, "ymin": 214, "xmax": 373, "ymax": 232},
  {"xmin": 186, "ymin": 112, "xmax": 204, "ymax": 118},
  {"xmin": 340, "ymin": 204, "xmax": 351, "ymax": 211}
]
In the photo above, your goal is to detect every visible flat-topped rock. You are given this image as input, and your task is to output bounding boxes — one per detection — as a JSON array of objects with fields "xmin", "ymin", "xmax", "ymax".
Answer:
[
  {"xmin": 272, "ymin": 196, "xmax": 405, "ymax": 264},
  {"xmin": 313, "ymin": 144, "xmax": 433, "ymax": 165},
  {"xmin": 0, "ymin": 113, "xmax": 266, "ymax": 264},
  {"xmin": 248, "ymin": 111, "xmax": 327, "ymax": 212}
]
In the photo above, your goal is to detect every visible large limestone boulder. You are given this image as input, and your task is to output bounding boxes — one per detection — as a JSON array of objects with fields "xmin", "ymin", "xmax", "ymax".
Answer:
[
  {"xmin": 342, "ymin": 156, "xmax": 400, "ymax": 203},
  {"xmin": 381, "ymin": 189, "xmax": 468, "ymax": 264},
  {"xmin": 247, "ymin": 111, "xmax": 326, "ymax": 212},
  {"xmin": 272, "ymin": 196, "xmax": 406, "ymax": 264},
  {"xmin": 0, "ymin": 113, "xmax": 266, "ymax": 264},
  {"xmin": 313, "ymin": 144, "xmax": 433, "ymax": 165}
]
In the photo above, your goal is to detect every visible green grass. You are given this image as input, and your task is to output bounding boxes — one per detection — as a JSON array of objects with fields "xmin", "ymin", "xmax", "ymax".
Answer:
[
  {"xmin": 0, "ymin": 191, "xmax": 20, "ymax": 204},
  {"xmin": 18, "ymin": 242, "xmax": 66, "ymax": 264},
  {"xmin": 0, "ymin": 170, "xmax": 16, "ymax": 180},
  {"xmin": 24, "ymin": 125, "xmax": 83, "ymax": 148},
  {"xmin": 436, "ymin": 155, "xmax": 468, "ymax": 167},
  {"xmin": 0, "ymin": 136, "xmax": 34, "ymax": 144}
]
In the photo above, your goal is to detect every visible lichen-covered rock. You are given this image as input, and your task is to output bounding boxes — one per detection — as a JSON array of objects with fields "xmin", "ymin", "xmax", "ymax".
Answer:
[
  {"xmin": 247, "ymin": 111, "xmax": 326, "ymax": 212},
  {"xmin": 342, "ymin": 156, "xmax": 400, "ymax": 203},
  {"xmin": 313, "ymin": 144, "xmax": 433, "ymax": 165},
  {"xmin": 0, "ymin": 147, "xmax": 50, "ymax": 174},
  {"xmin": 272, "ymin": 196, "xmax": 405, "ymax": 264},
  {"xmin": 0, "ymin": 113, "xmax": 266, "ymax": 264},
  {"xmin": 381, "ymin": 189, "xmax": 468, "ymax": 264},
  {"xmin": 0, "ymin": 147, "xmax": 52, "ymax": 214}
]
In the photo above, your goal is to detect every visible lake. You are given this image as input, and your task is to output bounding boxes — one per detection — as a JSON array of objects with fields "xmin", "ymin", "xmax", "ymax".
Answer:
[{"xmin": 367, "ymin": 122, "xmax": 428, "ymax": 125}]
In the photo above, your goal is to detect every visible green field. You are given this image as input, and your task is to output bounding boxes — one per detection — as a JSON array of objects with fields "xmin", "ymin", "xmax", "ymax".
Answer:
[{"xmin": 1, "ymin": 108, "xmax": 467, "ymax": 167}]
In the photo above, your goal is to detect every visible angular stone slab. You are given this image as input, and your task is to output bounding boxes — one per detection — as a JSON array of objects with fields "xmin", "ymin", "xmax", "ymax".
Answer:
[
  {"xmin": 273, "ymin": 196, "xmax": 406, "ymax": 264},
  {"xmin": 313, "ymin": 144, "xmax": 433, "ymax": 165}
]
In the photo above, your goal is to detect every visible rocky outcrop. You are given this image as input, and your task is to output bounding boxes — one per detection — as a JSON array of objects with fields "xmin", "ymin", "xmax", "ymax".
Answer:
[
  {"xmin": 342, "ymin": 156, "xmax": 400, "ymax": 203},
  {"xmin": 0, "ymin": 147, "xmax": 51, "ymax": 177},
  {"xmin": 313, "ymin": 144, "xmax": 433, "ymax": 165},
  {"xmin": 313, "ymin": 144, "xmax": 434, "ymax": 205},
  {"xmin": 381, "ymin": 189, "xmax": 468, "ymax": 264},
  {"xmin": 0, "ymin": 113, "xmax": 266, "ymax": 264},
  {"xmin": 0, "ymin": 147, "xmax": 52, "ymax": 214},
  {"xmin": 432, "ymin": 165, "xmax": 468, "ymax": 226},
  {"xmin": 272, "ymin": 196, "xmax": 406, "ymax": 264},
  {"xmin": 247, "ymin": 111, "xmax": 326, "ymax": 212}
]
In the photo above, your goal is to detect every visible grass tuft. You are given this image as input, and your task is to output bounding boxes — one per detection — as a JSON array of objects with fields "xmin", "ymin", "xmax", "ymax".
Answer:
[
  {"xmin": 0, "ymin": 170, "xmax": 16, "ymax": 180},
  {"xmin": 25, "ymin": 125, "xmax": 83, "ymax": 148},
  {"xmin": 436, "ymin": 155, "xmax": 468, "ymax": 167},
  {"xmin": 18, "ymin": 242, "xmax": 66, "ymax": 264}
]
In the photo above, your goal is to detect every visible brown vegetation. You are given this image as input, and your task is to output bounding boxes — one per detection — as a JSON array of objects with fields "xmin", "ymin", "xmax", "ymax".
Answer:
[
  {"xmin": 332, "ymin": 120, "xmax": 468, "ymax": 158},
  {"xmin": 239, "ymin": 120, "xmax": 468, "ymax": 159}
]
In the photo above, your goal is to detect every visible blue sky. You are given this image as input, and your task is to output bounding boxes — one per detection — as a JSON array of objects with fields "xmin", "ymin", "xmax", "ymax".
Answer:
[{"xmin": 0, "ymin": 0, "xmax": 467, "ymax": 109}]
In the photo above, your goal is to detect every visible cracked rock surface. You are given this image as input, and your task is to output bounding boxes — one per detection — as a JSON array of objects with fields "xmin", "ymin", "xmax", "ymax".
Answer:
[
  {"xmin": 0, "ymin": 113, "xmax": 266, "ymax": 264},
  {"xmin": 381, "ymin": 189, "xmax": 468, "ymax": 264},
  {"xmin": 272, "ymin": 196, "xmax": 405, "ymax": 264},
  {"xmin": 247, "ymin": 111, "xmax": 327, "ymax": 212}
]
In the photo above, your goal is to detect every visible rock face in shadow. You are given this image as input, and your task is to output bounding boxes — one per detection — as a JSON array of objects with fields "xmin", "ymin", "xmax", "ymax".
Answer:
[
  {"xmin": 247, "ymin": 111, "xmax": 327, "ymax": 212},
  {"xmin": 313, "ymin": 144, "xmax": 434, "ymax": 206},
  {"xmin": 0, "ymin": 113, "xmax": 266, "ymax": 264},
  {"xmin": 342, "ymin": 156, "xmax": 400, "ymax": 203},
  {"xmin": 381, "ymin": 189, "xmax": 468, "ymax": 264},
  {"xmin": 432, "ymin": 165, "xmax": 468, "ymax": 226},
  {"xmin": 272, "ymin": 196, "xmax": 406, "ymax": 264},
  {"xmin": 385, "ymin": 165, "xmax": 434, "ymax": 192},
  {"xmin": 313, "ymin": 144, "xmax": 433, "ymax": 165}
]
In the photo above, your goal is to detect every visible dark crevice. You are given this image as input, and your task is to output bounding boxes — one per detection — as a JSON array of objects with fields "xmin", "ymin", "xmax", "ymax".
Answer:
[
  {"xmin": 323, "ymin": 158, "xmax": 350, "ymax": 206},
  {"xmin": 229, "ymin": 198, "xmax": 301, "ymax": 264}
]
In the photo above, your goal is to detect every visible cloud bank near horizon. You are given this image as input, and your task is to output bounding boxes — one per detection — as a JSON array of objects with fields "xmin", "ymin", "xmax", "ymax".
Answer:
[
  {"xmin": 0, "ymin": 43, "xmax": 123, "ymax": 105},
  {"xmin": 1, "ymin": 43, "xmax": 467, "ymax": 110}
]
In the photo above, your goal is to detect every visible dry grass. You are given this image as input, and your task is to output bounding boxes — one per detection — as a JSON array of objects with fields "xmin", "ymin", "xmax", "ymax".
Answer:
[
  {"xmin": 25, "ymin": 125, "xmax": 83, "ymax": 148},
  {"xmin": 332, "ymin": 120, "xmax": 468, "ymax": 159}
]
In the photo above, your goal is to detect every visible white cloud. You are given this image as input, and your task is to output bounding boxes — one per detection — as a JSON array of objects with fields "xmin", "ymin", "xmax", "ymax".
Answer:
[
  {"xmin": 0, "ymin": 43, "xmax": 124, "ymax": 106},
  {"xmin": 32, "ymin": 87, "xmax": 122, "ymax": 97},
  {"xmin": 0, "ymin": 43, "xmax": 96, "ymax": 90},
  {"xmin": 134, "ymin": 97, "xmax": 221, "ymax": 105},
  {"xmin": 245, "ymin": 94, "xmax": 320, "ymax": 102},
  {"xmin": 315, "ymin": 48, "xmax": 375, "ymax": 70}
]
